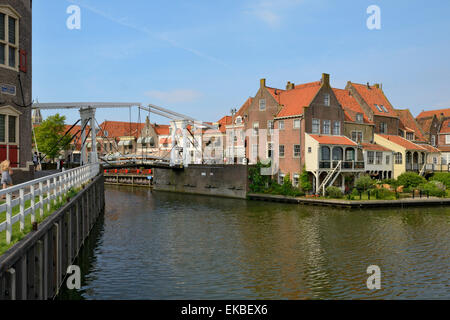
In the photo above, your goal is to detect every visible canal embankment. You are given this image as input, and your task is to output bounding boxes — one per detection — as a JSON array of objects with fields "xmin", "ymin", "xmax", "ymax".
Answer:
[
  {"xmin": 0, "ymin": 173, "xmax": 105, "ymax": 300},
  {"xmin": 248, "ymin": 193, "xmax": 450, "ymax": 208}
]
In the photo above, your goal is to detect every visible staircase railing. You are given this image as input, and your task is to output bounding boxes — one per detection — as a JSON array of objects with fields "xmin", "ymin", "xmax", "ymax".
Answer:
[{"xmin": 317, "ymin": 160, "xmax": 342, "ymax": 196}]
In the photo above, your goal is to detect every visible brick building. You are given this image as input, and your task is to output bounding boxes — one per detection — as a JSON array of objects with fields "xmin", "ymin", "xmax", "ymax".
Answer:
[{"xmin": 0, "ymin": 0, "xmax": 32, "ymax": 173}]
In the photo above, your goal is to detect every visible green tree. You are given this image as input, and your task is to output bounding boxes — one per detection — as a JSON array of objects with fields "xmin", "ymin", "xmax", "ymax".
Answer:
[
  {"xmin": 397, "ymin": 172, "xmax": 426, "ymax": 189},
  {"xmin": 35, "ymin": 114, "xmax": 72, "ymax": 161},
  {"xmin": 299, "ymin": 166, "xmax": 312, "ymax": 192},
  {"xmin": 355, "ymin": 175, "xmax": 376, "ymax": 192}
]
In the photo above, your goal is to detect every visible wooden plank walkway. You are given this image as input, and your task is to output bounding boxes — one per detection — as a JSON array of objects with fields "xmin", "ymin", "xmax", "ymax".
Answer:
[{"xmin": 248, "ymin": 193, "xmax": 450, "ymax": 209}]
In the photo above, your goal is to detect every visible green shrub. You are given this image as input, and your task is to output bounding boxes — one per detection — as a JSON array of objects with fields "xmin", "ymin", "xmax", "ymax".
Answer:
[
  {"xmin": 248, "ymin": 162, "xmax": 272, "ymax": 192},
  {"xmin": 351, "ymin": 188, "xmax": 360, "ymax": 196},
  {"xmin": 326, "ymin": 186, "xmax": 343, "ymax": 199},
  {"xmin": 370, "ymin": 188, "xmax": 396, "ymax": 200},
  {"xmin": 419, "ymin": 181, "xmax": 446, "ymax": 197},
  {"xmin": 355, "ymin": 175, "xmax": 375, "ymax": 192},
  {"xmin": 397, "ymin": 172, "xmax": 426, "ymax": 189},
  {"xmin": 430, "ymin": 172, "xmax": 450, "ymax": 188},
  {"xmin": 299, "ymin": 167, "xmax": 312, "ymax": 192}
]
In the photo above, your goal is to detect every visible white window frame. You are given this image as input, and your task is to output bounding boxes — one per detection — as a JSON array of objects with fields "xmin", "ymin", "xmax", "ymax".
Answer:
[
  {"xmin": 431, "ymin": 135, "xmax": 436, "ymax": 146},
  {"xmin": 0, "ymin": 6, "xmax": 20, "ymax": 71},
  {"xmin": 259, "ymin": 99, "xmax": 266, "ymax": 111},
  {"xmin": 332, "ymin": 121, "xmax": 341, "ymax": 135},
  {"xmin": 324, "ymin": 93, "xmax": 330, "ymax": 106},
  {"xmin": 267, "ymin": 120, "xmax": 274, "ymax": 135},
  {"xmin": 293, "ymin": 119, "xmax": 300, "ymax": 129},
  {"xmin": 293, "ymin": 144, "xmax": 301, "ymax": 158},
  {"xmin": 375, "ymin": 104, "xmax": 383, "ymax": 112},
  {"xmin": 446, "ymin": 135, "xmax": 450, "ymax": 145},
  {"xmin": 367, "ymin": 151, "xmax": 374, "ymax": 164},
  {"xmin": 312, "ymin": 119, "xmax": 320, "ymax": 134},
  {"xmin": 278, "ymin": 120, "xmax": 284, "ymax": 130},
  {"xmin": 0, "ymin": 106, "xmax": 21, "ymax": 166},
  {"xmin": 293, "ymin": 174, "xmax": 299, "ymax": 187},
  {"xmin": 356, "ymin": 113, "xmax": 363, "ymax": 123},
  {"xmin": 252, "ymin": 122, "xmax": 259, "ymax": 136},
  {"xmin": 380, "ymin": 122, "xmax": 387, "ymax": 134},
  {"xmin": 252, "ymin": 144, "xmax": 258, "ymax": 159},
  {"xmin": 406, "ymin": 132, "xmax": 414, "ymax": 141},
  {"xmin": 322, "ymin": 120, "xmax": 331, "ymax": 135},
  {"xmin": 279, "ymin": 145, "xmax": 285, "ymax": 158}
]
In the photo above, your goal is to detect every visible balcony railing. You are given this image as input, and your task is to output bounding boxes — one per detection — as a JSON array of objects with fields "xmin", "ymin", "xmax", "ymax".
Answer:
[
  {"xmin": 424, "ymin": 164, "xmax": 450, "ymax": 172},
  {"xmin": 406, "ymin": 163, "xmax": 423, "ymax": 171},
  {"xmin": 319, "ymin": 161, "xmax": 364, "ymax": 171}
]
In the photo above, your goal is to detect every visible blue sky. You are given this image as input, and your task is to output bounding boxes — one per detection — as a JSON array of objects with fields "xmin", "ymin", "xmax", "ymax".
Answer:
[{"xmin": 33, "ymin": 0, "xmax": 450, "ymax": 125}]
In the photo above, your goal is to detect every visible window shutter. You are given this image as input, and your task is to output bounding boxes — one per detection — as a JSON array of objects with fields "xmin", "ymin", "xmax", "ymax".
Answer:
[{"xmin": 19, "ymin": 49, "xmax": 27, "ymax": 72}]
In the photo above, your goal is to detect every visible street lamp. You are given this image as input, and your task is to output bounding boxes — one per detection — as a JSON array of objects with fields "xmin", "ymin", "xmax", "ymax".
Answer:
[{"xmin": 230, "ymin": 108, "xmax": 237, "ymax": 164}]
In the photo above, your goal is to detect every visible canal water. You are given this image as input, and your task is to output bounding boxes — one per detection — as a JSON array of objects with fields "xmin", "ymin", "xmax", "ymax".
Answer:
[{"xmin": 59, "ymin": 185, "xmax": 450, "ymax": 300}]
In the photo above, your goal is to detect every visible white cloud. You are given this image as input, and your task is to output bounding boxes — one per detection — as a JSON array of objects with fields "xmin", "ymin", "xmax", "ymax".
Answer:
[
  {"xmin": 144, "ymin": 89, "xmax": 202, "ymax": 104},
  {"xmin": 246, "ymin": 0, "xmax": 304, "ymax": 27}
]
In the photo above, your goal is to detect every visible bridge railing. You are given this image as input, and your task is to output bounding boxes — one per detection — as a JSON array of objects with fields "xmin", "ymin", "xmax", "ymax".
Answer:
[{"xmin": 0, "ymin": 163, "xmax": 100, "ymax": 244}]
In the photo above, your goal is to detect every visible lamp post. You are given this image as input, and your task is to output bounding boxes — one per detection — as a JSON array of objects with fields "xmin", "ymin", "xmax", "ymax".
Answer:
[{"xmin": 230, "ymin": 108, "xmax": 237, "ymax": 164}]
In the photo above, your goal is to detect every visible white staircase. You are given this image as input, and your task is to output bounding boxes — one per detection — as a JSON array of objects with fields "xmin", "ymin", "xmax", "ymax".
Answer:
[
  {"xmin": 318, "ymin": 160, "xmax": 342, "ymax": 196},
  {"xmin": 419, "ymin": 163, "xmax": 426, "ymax": 176}
]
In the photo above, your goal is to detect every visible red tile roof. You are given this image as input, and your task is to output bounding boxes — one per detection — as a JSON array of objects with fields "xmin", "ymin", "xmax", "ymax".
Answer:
[
  {"xmin": 99, "ymin": 121, "xmax": 145, "ymax": 139},
  {"xmin": 395, "ymin": 109, "xmax": 426, "ymax": 141},
  {"xmin": 377, "ymin": 134, "xmax": 426, "ymax": 151},
  {"xmin": 266, "ymin": 87, "xmax": 285, "ymax": 102},
  {"xmin": 309, "ymin": 134, "xmax": 357, "ymax": 146},
  {"xmin": 417, "ymin": 108, "xmax": 450, "ymax": 119},
  {"xmin": 418, "ymin": 144, "xmax": 440, "ymax": 153},
  {"xmin": 350, "ymin": 83, "xmax": 397, "ymax": 118},
  {"xmin": 361, "ymin": 143, "xmax": 392, "ymax": 152},
  {"xmin": 217, "ymin": 116, "xmax": 232, "ymax": 133},
  {"xmin": 439, "ymin": 119, "xmax": 450, "ymax": 134},
  {"xmin": 236, "ymin": 97, "xmax": 253, "ymax": 118},
  {"xmin": 438, "ymin": 146, "xmax": 450, "ymax": 152},
  {"xmin": 417, "ymin": 117, "xmax": 434, "ymax": 134},
  {"xmin": 333, "ymin": 88, "xmax": 373, "ymax": 124},
  {"xmin": 276, "ymin": 82, "xmax": 322, "ymax": 117},
  {"xmin": 153, "ymin": 124, "xmax": 170, "ymax": 136}
]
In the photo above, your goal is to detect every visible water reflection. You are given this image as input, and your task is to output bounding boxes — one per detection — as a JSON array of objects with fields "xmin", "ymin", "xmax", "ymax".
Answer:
[{"xmin": 59, "ymin": 185, "xmax": 450, "ymax": 300}]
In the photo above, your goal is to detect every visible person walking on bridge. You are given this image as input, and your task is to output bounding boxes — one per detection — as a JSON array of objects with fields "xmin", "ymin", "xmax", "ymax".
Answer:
[{"xmin": 1, "ymin": 160, "xmax": 14, "ymax": 199}]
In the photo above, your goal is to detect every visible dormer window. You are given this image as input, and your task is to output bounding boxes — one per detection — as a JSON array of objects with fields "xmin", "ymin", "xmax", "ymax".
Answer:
[
  {"xmin": 375, "ymin": 104, "xmax": 383, "ymax": 112},
  {"xmin": 380, "ymin": 105, "xmax": 388, "ymax": 113},
  {"xmin": 406, "ymin": 132, "xmax": 414, "ymax": 141},
  {"xmin": 356, "ymin": 113, "xmax": 363, "ymax": 123},
  {"xmin": 324, "ymin": 94, "xmax": 330, "ymax": 106},
  {"xmin": 235, "ymin": 116, "xmax": 242, "ymax": 124}
]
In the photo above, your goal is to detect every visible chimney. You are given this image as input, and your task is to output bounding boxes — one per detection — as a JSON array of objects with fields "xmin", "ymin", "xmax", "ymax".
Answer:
[
  {"xmin": 286, "ymin": 81, "xmax": 295, "ymax": 90},
  {"xmin": 374, "ymin": 83, "xmax": 380, "ymax": 89},
  {"xmin": 321, "ymin": 73, "xmax": 330, "ymax": 86},
  {"xmin": 367, "ymin": 82, "xmax": 370, "ymax": 89},
  {"xmin": 260, "ymin": 78, "xmax": 266, "ymax": 88}
]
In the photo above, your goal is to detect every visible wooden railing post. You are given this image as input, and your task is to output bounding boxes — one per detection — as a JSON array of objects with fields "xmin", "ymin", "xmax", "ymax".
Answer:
[
  {"xmin": 31, "ymin": 184, "xmax": 36, "ymax": 224},
  {"xmin": 6, "ymin": 193, "xmax": 12, "ymax": 244},
  {"xmin": 47, "ymin": 179, "xmax": 51, "ymax": 211},
  {"xmin": 19, "ymin": 189, "xmax": 25, "ymax": 231},
  {"xmin": 39, "ymin": 182, "xmax": 44, "ymax": 218}
]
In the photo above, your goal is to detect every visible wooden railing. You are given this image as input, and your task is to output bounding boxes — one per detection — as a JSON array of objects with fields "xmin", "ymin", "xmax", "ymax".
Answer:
[{"xmin": 0, "ymin": 164, "xmax": 100, "ymax": 244}]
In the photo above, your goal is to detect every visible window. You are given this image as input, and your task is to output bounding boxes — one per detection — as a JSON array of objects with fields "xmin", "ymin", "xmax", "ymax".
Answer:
[
  {"xmin": 376, "ymin": 152, "xmax": 382, "ymax": 165},
  {"xmin": 446, "ymin": 135, "xmax": 450, "ymax": 145},
  {"xmin": 267, "ymin": 142, "xmax": 273, "ymax": 158},
  {"xmin": 278, "ymin": 120, "xmax": 284, "ymax": 130},
  {"xmin": 367, "ymin": 151, "xmax": 374, "ymax": 164},
  {"xmin": 324, "ymin": 94, "xmax": 330, "ymax": 106},
  {"xmin": 351, "ymin": 131, "xmax": 363, "ymax": 143},
  {"xmin": 321, "ymin": 146, "xmax": 330, "ymax": 160},
  {"xmin": 236, "ymin": 116, "xmax": 242, "ymax": 124},
  {"xmin": 253, "ymin": 122, "xmax": 259, "ymax": 136},
  {"xmin": 259, "ymin": 99, "xmax": 266, "ymax": 111},
  {"xmin": 395, "ymin": 152, "xmax": 403, "ymax": 164},
  {"xmin": 386, "ymin": 155, "xmax": 390, "ymax": 165},
  {"xmin": 375, "ymin": 104, "xmax": 383, "ymax": 112},
  {"xmin": 252, "ymin": 144, "xmax": 258, "ymax": 159},
  {"xmin": 312, "ymin": 119, "xmax": 320, "ymax": 134},
  {"xmin": 433, "ymin": 157, "xmax": 437, "ymax": 165},
  {"xmin": 293, "ymin": 174, "xmax": 299, "ymax": 187},
  {"xmin": 293, "ymin": 119, "xmax": 300, "ymax": 129},
  {"xmin": 279, "ymin": 145, "xmax": 285, "ymax": 157},
  {"xmin": 323, "ymin": 120, "xmax": 330, "ymax": 134},
  {"xmin": 406, "ymin": 132, "xmax": 414, "ymax": 141},
  {"xmin": 332, "ymin": 121, "xmax": 341, "ymax": 135},
  {"xmin": 398, "ymin": 129, "xmax": 405, "ymax": 137},
  {"xmin": 267, "ymin": 120, "xmax": 274, "ymax": 135},
  {"xmin": 0, "ymin": 108, "xmax": 20, "ymax": 167},
  {"xmin": 308, "ymin": 147, "xmax": 311, "ymax": 153},
  {"xmin": 380, "ymin": 122, "xmax": 387, "ymax": 134},
  {"xmin": 356, "ymin": 113, "xmax": 363, "ymax": 123},
  {"xmin": 380, "ymin": 105, "xmax": 388, "ymax": 113},
  {"xmin": 279, "ymin": 174, "xmax": 285, "ymax": 184},
  {"xmin": 346, "ymin": 148, "xmax": 355, "ymax": 161},
  {"xmin": 293, "ymin": 145, "xmax": 301, "ymax": 158},
  {"xmin": 0, "ymin": 114, "xmax": 5, "ymax": 141},
  {"xmin": 0, "ymin": 9, "xmax": 18, "ymax": 70},
  {"xmin": 431, "ymin": 135, "xmax": 436, "ymax": 146}
]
